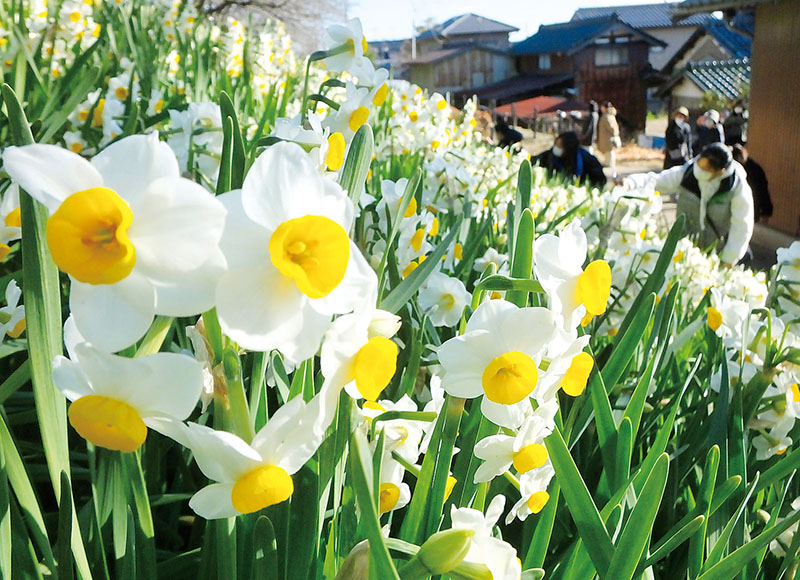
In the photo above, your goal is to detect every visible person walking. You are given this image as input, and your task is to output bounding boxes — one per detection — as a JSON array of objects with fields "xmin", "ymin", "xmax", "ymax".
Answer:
[
  {"xmin": 724, "ymin": 100, "xmax": 749, "ymax": 146},
  {"xmin": 696, "ymin": 109, "xmax": 725, "ymax": 150},
  {"xmin": 583, "ymin": 100, "xmax": 600, "ymax": 151},
  {"xmin": 624, "ymin": 143, "xmax": 754, "ymax": 265},
  {"xmin": 732, "ymin": 144, "xmax": 772, "ymax": 223},
  {"xmin": 597, "ymin": 101, "xmax": 621, "ymax": 170},
  {"xmin": 533, "ymin": 131, "xmax": 607, "ymax": 188},
  {"xmin": 663, "ymin": 106, "xmax": 693, "ymax": 169}
]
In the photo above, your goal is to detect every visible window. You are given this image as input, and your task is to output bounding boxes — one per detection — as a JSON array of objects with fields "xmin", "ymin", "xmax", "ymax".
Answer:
[
  {"xmin": 538, "ymin": 53, "xmax": 551, "ymax": 70},
  {"xmin": 595, "ymin": 46, "xmax": 629, "ymax": 67}
]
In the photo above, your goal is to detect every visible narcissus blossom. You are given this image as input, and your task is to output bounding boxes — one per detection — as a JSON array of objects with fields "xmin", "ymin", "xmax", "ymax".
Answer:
[
  {"xmin": 215, "ymin": 141, "xmax": 376, "ymax": 359},
  {"xmin": 418, "ymin": 272, "xmax": 471, "ymax": 327},
  {"xmin": 3, "ymin": 133, "xmax": 226, "ymax": 352},
  {"xmin": 507, "ymin": 462, "xmax": 556, "ymax": 523},
  {"xmin": 0, "ymin": 280, "xmax": 25, "ymax": 339},
  {"xmin": 183, "ymin": 392, "xmax": 335, "ymax": 518},
  {"xmin": 322, "ymin": 18, "xmax": 368, "ymax": 74},
  {"xmin": 533, "ymin": 218, "xmax": 611, "ymax": 331},
  {"xmin": 53, "ymin": 338, "xmax": 205, "ymax": 453},
  {"xmin": 437, "ymin": 299, "xmax": 561, "ymax": 428}
]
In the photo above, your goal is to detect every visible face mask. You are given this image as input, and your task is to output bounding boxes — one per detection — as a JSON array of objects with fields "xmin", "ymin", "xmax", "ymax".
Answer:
[
  {"xmin": 734, "ymin": 107, "xmax": 743, "ymax": 114},
  {"xmin": 693, "ymin": 163, "xmax": 716, "ymax": 182},
  {"xmin": 552, "ymin": 145, "xmax": 563, "ymax": 158},
  {"xmin": 704, "ymin": 119, "xmax": 716, "ymax": 129}
]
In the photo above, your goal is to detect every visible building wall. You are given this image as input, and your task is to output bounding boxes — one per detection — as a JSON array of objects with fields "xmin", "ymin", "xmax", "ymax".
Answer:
[
  {"xmin": 409, "ymin": 49, "xmax": 515, "ymax": 93},
  {"xmin": 574, "ymin": 41, "xmax": 651, "ymax": 131},
  {"xmin": 748, "ymin": 0, "xmax": 800, "ymax": 234},
  {"xmin": 670, "ymin": 34, "xmax": 733, "ymax": 71},
  {"xmin": 668, "ymin": 78, "xmax": 706, "ymax": 111},
  {"xmin": 646, "ymin": 26, "xmax": 699, "ymax": 71},
  {"xmin": 517, "ymin": 52, "xmax": 573, "ymax": 75}
]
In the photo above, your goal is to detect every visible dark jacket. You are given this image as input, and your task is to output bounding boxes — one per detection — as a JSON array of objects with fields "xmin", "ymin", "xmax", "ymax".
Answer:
[
  {"xmin": 696, "ymin": 123, "xmax": 724, "ymax": 150},
  {"xmin": 534, "ymin": 147, "xmax": 607, "ymax": 188},
  {"xmin": 743, "ymin": 157, "xmax": 772, "ymax": 219},
  {"xmin": 663, "ymin": 118, "xmax": 692, "ymax": 169},
  {"xmin": 724, "ymin": 112, "xmax": 748, "ymax": 146}
]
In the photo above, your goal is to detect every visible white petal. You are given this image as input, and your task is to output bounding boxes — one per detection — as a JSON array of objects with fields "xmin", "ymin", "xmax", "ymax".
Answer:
[
  {"xmin": 151, "ymin": 247, "xmax": 226, "ymax": 316},
  {"xmin": 242, "ymin": 141, "xmax": 352, "ymax": 231},
  {"xmin": 216, "ymin": 264, "xmax": 306, "ymax": 352},
  {"xmin": 481, "ymin": 398, "xmax": 528, "ymax": 429},
  {"xmin": 311, "ymin": 242, "xmax": 377, "ymax": 316},
  {"xmin": 184, "ymin": 422, "xmax": 263, "ymax": 482},
  {"xmin": 189, "ymin": 483, "xmax": 239, "ymax": 519},
  {"xmin": 128, "ymin": 177, "xmax": 225, "ymax": 276},
  {"xmin": 217, "ymin": 189, "xmax": 269, "ymax": 271},
  {"xmin": 69, "ymin": 273, "xmax": 156, "ymax": 353},
  {"xmin": 278, "ymin": 308, "xmax": 330, "ymax": 364},
  {"xmin": 437, "ymin": 331, "xmax": 497, "ymax": 399},
  {"xmin": 91, "ymin": 133, "xmax": 180, "ymax": 203},
  {"xmin": 51, "ymin": 356, "xmax": 93, "ymax": 401},
  {"xmin": 2, "ymin": 145, "xmax": 103, "ymax": 212},
  {"xmin": 466, "ymin": 299, "xmax": 517, "ymax": 333},
  {"xmin": 143, "ymin": 416, "xmax": 191, "ymax": 447},
  {"xmin": 250, "ymin": 397, "xmax": 306, "ymax": 456},
  {"xmin": 496, "ymin": 306, "xmax": 557, "ymax": 358}
]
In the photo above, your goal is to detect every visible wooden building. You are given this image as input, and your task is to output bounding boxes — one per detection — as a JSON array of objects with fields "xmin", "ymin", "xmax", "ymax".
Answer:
[
  {"xmin": 512, "ymin": 16, "xmax": 666, "ymax": 131},
  {"xmin": 408, "ymin": 44, "xmax": 515, "ymax": 94},
  {"xmin": 677, "ymin": 0, "xmax": 800, "ymax": 235}
]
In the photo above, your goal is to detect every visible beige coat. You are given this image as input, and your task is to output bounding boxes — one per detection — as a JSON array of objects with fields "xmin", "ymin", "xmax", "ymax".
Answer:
[{"xmin": 596, "ymin": 108, "xmax": 620, "ymax": 153}]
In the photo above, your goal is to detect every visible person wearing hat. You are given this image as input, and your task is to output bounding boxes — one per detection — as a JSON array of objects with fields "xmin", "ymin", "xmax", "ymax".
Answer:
[
  {"xmin": 696, "ymin": 109, "xmax": 725, "ymax": 150},
  {"xmin": 624, "ymin": 142, "xmax": 754, "ymax": 265},
  {"xmin": 664, "ymin": 106, "xmax": 693, "ymax": 169}
]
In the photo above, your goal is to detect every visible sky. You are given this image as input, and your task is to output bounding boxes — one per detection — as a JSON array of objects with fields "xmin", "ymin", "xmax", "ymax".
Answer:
[{"xmin": 350, "ymin": 0, "xmax": 683, "ymax": 42}]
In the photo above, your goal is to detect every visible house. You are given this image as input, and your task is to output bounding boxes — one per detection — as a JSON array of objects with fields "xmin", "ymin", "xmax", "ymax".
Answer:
[
  {"xmin": 661, "ymin": 15, "xmax": 752, "ymax": 74},
  {"xmin": 510, "ymin": 16, "xmax": 666, "ymax": 131},
  {"xmin": 675, "ymin": 0, "xmax": 800, "ymax": 235},
  {"xmin": 405, "ymin": 13, "xmax": 519, "ymax": 94},
  {"xmin": 659, "ymin": 58, "xmax": 751, "ymax": 111},
  {"xmin": 371, "ymin": 38, "xmax": 410, "ymax": 79},
  {"xmin": 570, "ymin": 3, "xmax": 713, "ymax": 71}
]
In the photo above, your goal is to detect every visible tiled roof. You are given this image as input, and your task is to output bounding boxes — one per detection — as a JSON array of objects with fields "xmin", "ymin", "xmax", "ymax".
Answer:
[
  {"xmin": 417, "ymin": 13, "xmax": 518, "ymax": 40},
  {"xmin": 512, "ymin": 15, "xmax": 665, "ymax": 56},
  {"xmin": 406, "ymin": 43, "xmax": 510, "ymax": 65},
  {"xmin": 572, "ymin": 3, "xmax": 712, "ymax": 28},
  {"xmin": 457, "ymin": 73, "xmax": 574, "ymax": 104},
  {"xmin": 675, "ymin": 0, "xmax": 773, "ymax": 15},
  {"xmin": 705, "ymin": 19, "xmax": 751, "ymax": 59},
  {"xmin": 685, "ymin": 58, "xmax": 751, "ymax": 98}
]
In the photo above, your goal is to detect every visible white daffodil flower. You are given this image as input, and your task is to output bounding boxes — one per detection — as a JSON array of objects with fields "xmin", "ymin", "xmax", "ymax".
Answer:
[
  {"xmin": 473, "ymin": 399, "xmax": 558, "ymax": 483},
  {"xmin": 377, "ymin": 453, "xmax": 411, "ymax": 515},
  {"xmin": 437, "ymin": 299, "xmax": 561, "ymax": 429},
  {"xmin": 320, "ymin": 309, "xmax": 399, "ymax": 401},
  {"xmin": 322, "ymin": 82, "xmax": 372, "ymax": 143},
  {"xmin": 358, "ymin": 395, "xmax": 426, "ymax": 464},
  {"xmin": 3, "ymin": 133, "xmax": 227, "ymax": 352},
  {"xmin": 183, "ymin": 392, "xmax": 336, "ymax": 519},
  {"xmin": 322, "ymin": 18, "xmax": 368, "ymax": 74},
  {"xmin": 450, "ymin": 495, "xmax": 522, "ymax": 580},
  {"xmin": 506, "ymin": 462, "xmax": 556, "ymax": 523},
  {"xmin": 272, "ymin": 112, "xmax": 346, "ymax": 172},
  {"xmin": 0, "ymin": 280, "xmax": 25, "ymax": 339},
  {"xmin": 707, "ymin": 287, "xmax": 750, "ymax": 341},
  {"xmin": 167, "ymin": 102, "xmax": 224, "ymax": 181},
  {"xmin": 0, "ymin": 184, "xmax": 21, "ymax": 258},
  {"xmin": 52, "ymin": 339, "xmax": 205, "ymax": 453},
  {"xmin": 215, "ymin": 141, "xmax": 377, "ymax": 359},
  {"xmin": 533, "ymin": 218, "xmax": 612, "ymax": 331},
  {"xmin": 418, "ymin": 272, "xmax": 471, "ymax": 327}
]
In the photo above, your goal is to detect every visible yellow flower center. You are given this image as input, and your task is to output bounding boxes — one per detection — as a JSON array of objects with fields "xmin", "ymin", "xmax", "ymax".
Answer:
[
  {"xmin": 400, "ymin": 197, "xmax": 417, "ymax": 218},
  {"xmin": 409, "ymin": 111, "xmax": 418, "ymax": 122},
  {"xmin": 454, "ymin": 243, "xmax": 463, "ymax": 260},
  {"xmin": 348, "ymin": 106, "xmax": 369, "ymax": 132},
  {"xmin": 69, "ymin": 142, "xmax": 83, "ymax": 154},
  {"xmin": 0, "ymin": 243, "xmax": 10, "ymax": 262},
  {"xmin": 707, "ymin": 306, "xmax": 723, "ymax": 332},
  {"xmin": 372, "ymin": 83, "xmax": 389, "ymax": 107},
  {"xmin": 269, "ymin": 215, "xmax": 349, "ymax": 299},
  {"xmin": 379, "ymin": 482, "xmax": 400, "ymax": 513},
  {"xmin": 791, "ymin": 384, "xmax": 800, "ymax": 403},
  {"xmin": 482, "ymin": 351, "xmax": 538, "ymax": 405},
  {"xmin": 326, "ymin": 132, "xmax": 346, "ymax": 171},
  {"xmin": 231, "ymin": 465, "xmax": 294, "ymax": 514},
  {"xmin": 402, "ymin": 260, "xmax": 419, "ymax": 278},
  {"xmin": 350, "ymin": 337, "xmax": 398, "ymax": 401},
  {"xmin": 429, "ymin": 217, "xmax": 439, "ymax": 237},
  {"xmin": 361, "ymin": 36, "xmax": 368, "ymax": 53},
  {"xmin": 439, "ymin": 293, "xmax": 455, "ymax": 310},
  {"xmin": 68, "ymin": 395, "xmax": 147, "ymax": 453},
  {"xmin": 115, "ymin": 86, "xmax": 129, "ymax": 101},
  {"xmin": 512, "ymin": 443, "xmax": 548, "ymax": 474},
  {"xmin": 445, "ymin": 475, "xmax": 457, "ymax": 501},
  {"xmin": 69, "ymin": 11, "xmax": 81, "ymax": 22},
  {"xmin": 77, "ymin": 109, "xmax": 90, "ymax": 122},
  {"xmin": 47, "ymin": 187, "xmax": 136, "ymax": 285},
  {"xmin": 561, "ymin": 352, "xmax": 594, "ymax": 397},
  {"xmin": 575, "ymin": 260, "xmax": 611, "ymax": 316},
  {"xmin": 7, "ymin": 317, "xmax": 25, "ymax": 338},
  {"xmin": 411, "ymin": 228, "xmax": 425, "ymax": 252},
  {"xmin": 526, "ymin": 490, "xmax": 550, "ymax": 514},
  {"xmin": 436, "ymin": 99, "xmax": 447, "ymax": 111},
  {"xmin": 5, "ymin": 208, "xmax": 21, "ymax": 228},
  {"xmin": 93, "ymin": 98, "xmax": 105, "ymax": 127}
]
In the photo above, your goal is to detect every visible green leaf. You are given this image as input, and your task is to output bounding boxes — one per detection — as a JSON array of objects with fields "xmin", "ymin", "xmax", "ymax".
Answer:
[
  {"xmin": 599, "ymin": 292, "xmax": 656, "ymax": 391},
  {"xmin": 340, "ymin": 123, "xmax": 374, "ymax": 207},
  {"xmin": 348, "ymin": 428, "xmax": 401, "ymax": 580},
  {"xmin": 506, "ymin": 208, "xmax": 534, "ymax": 307},
  {"xmin": 286, "ymin": 467, "xmax": 319, "ymax": 580},
  {"xmin": 702, "ymin": 472, "xmax": 760, "ymax": 572},
  {"xmin": 380, "ymin": 217, "xmax": 463, "ymax": 314},
  {"xmin": 637, "ymin": 516, "xmax": 706, "ymax": 574},
  {"xmin": 544, "ymin": 426, "xmax": 614, "ymax": 575},
  {"xmin": 523, "ymin": 479, "xmax": 560, "ymax": 569},
  {"xmin": 606, "ymin": 453, "xmax": 669, "ymax": 580},
  {"xmin": 219, "ymin": 91, "xmax": 246, "ymax": 189},
  {"xmin": 0, "ymin": 443, "xmax": 10, "ymax": 580},
  {"xmin": 474, "ymin": 275, "xmax": 544, "ymax": 295},
  {"xmin": 689, "ymin": 445, "xmax": 720, "ymax": 578},
  {"xmin": 250, "ymin": 516, "xmax": 278, "ymax": 580},
  {"xmin": 614, "ymin": 417, "xmax": 633, "ymax": 492},
  {"xmin": 216, "ymin": 115, "xmax": 234, "ymax": 195},
  {"xmin": 696, "ymin": 509, "xmax": 800, "ymax": 580},
  {"xmin": 56, "ymin": 472, "xmax": 74, "ymax": 580}
]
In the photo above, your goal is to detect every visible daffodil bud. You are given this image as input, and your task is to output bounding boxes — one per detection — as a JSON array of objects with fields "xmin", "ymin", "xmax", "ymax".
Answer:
[
  {"xmin": 368, "ymin": 309, "xmax": 402, "ymax": 339},
  {"xmin": 417, "ymin": 528, "xmax": 474, "ymax": 575}
]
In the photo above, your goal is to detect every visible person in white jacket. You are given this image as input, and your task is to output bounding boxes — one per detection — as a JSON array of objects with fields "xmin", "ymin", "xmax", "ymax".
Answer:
[{"xmin": 625, "ymin": 143, "xmax": 754, "ymax": 265}]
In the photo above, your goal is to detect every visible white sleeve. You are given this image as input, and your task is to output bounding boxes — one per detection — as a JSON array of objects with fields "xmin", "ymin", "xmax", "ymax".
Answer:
[
  {"xmin": 719, "ymin": 166, "xmax": 754, "ymax": 264},
  {"xmin": 625, "ymin": 165, "xmax": 685, "ymax": 193}
]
